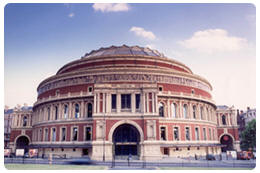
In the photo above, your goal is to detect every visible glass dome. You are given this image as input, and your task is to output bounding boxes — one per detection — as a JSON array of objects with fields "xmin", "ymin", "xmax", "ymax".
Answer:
[{"xmin": 83, "ymin": 45, "xmax": 166, "ymax": 58}]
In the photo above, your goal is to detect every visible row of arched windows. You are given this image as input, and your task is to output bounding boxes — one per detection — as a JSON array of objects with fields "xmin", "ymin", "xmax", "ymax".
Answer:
[
  {"xmin": 13, "ymin": 114, "xmax": 30, "ymax": 127},
  {"xmin": 159, "ymin": 102, "xmax": 215, "ymax": 121},
  {"xmin": 33, "ymin": 102, "xmax": 93, "ymax": 124}
]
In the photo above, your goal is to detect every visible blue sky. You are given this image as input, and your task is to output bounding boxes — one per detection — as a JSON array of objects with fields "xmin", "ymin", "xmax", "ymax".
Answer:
[{"xmin": 4, "ymin": 3, "xmax": 256, "ymax": 109}]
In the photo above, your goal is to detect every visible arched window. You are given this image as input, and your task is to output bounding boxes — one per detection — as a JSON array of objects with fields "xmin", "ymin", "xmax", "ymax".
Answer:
[
  {"xmin": 75, "ymin": 104, "xmax": 80, "ymax": 118},
  {"xmin": 206, "ymin": 108, "xmax": 209, "ymax": 120},
  {"xmin": 87, "ymin": 103, "xmax": 92, "ymax": 118},
  {"xmin": 222, "ymin": 115, "xmax": 227, "ymax": 125},
  {"xmin": 200, "ymin": 106, "xmax": 204, "ymax": 119},
  {"xmin": 159, "ymin": 102, "xmax": 164, "ymax": 117},
  {"xmin": 47, "ymin": 107, "xmax": 50, "ymax": 120},
  {"xmin": 54, "ymin": 106, "xmax": 58, "ymax": 120},
  {"xmin": 171, "ymin": 103, "xmax": 177, "ymax": 118},
  {"xmin": 193, "ymin": 105, "xmax": 196, "ymax": 119},
  {"xmin": 23, "ymin": 116, "xmax": 28, "ymax": 127},
  {"xmin": 64, "ymin": 105, "xmax": 68, "ymax": 119},
  {"xmin": 183, "ymin": 104, "xmax": 188, "ymax": 118}
]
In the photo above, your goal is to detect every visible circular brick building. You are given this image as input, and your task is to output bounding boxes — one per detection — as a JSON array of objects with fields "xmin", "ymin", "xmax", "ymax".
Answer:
[{"xmin": 30, "ymin": 45, "xmax": 222, "ymax": 160}]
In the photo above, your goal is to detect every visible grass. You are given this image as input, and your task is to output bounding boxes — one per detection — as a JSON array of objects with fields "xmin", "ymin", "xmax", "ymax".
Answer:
[
  {"xmin": 4, "ymin": 164, "xmax": 108, "ymax": 170},
  {"xmin": 158, "ymin": 167, "xmax": 254, "ymax": 170}
]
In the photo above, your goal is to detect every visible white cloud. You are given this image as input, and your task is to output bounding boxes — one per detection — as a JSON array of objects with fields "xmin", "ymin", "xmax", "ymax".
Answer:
[
  {"xmin": 179, "ymin": 29, "xmax": 248, "ymax": 54},
  {"xmin": 92, "ymin": 3, "xmax": 130, "ymax": 12},
  {"xmin": 68, "ymin": 12, "xmax": 74, "ymax": 18},
  {"xmin": 130, "ymin": 26, "xmax": 156, "ymax": 40}
]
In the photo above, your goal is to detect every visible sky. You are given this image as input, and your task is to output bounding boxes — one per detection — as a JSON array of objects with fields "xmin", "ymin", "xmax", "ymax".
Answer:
[{"xmin": 4, "ymin": 3, "xmax": 256, "ymax": 110}]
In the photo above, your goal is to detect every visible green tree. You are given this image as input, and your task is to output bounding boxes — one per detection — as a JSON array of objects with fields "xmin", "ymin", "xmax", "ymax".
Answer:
[{"xmin": 240, "ymin": 119, "xmax": 256, "ymax": 151}]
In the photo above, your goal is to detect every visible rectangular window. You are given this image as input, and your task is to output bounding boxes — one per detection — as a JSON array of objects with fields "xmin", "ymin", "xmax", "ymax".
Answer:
[
  {"xmin": 203, "ymin": 128, "xmax": 207, "ymax": 140},
  {"xmin": 213, "ymin": 129, "xmax": 215, "ymax": 140},
  {"xmin": 173, "ymin": 127, "xmax": 179, "ymax": 141},
  {"xmin": 121, "ymin": 94, "xmax": 131, "ymax": 109},
  {"xmin": 195, "ymin": 127, "xmax": 199, "ymax": 140},
  {"xmin": 160, "ymin": 127, "xmax": 166, "ymax": 140},
  {"xmin": 55, "ymin": 106, "xmax": 58, "ymax": 120},
  {"xmin": 209, "ymin": 128, "xmax": 212, "ymax": 140},
  {"xmin": 85, "ymin": 127, "xmax": 92, "ymax": 141},
  {"xmin": 52, "ymin": 128, "xmax": 56, "ymax": 142},
  {"xmin": 135, "ymin": 94, "xmax": 141, "ymax": 110},
  {"xmin": 44, "ymin": 128, "xmax": 48, "ymax": 141},
  {"xmin": 111, "ymin": 94, "xmax": 117, "ymax": 110},
  {"xmin": 72, "ymin": 127, "xmax": 78, "ymax": 141},
  {"xmin": 163, "ymin": 148, "xmax": 169, "ymax": 155},
  {"xmin": 148, "ymin": 93, "xmax": 153, "ymax": 112},
  {"xmin": 185, "ymin": 127, "xmax": 190, "ymax": 141},
  {"xmin": 64, "ymin": 105, "xmax": 68, "ymax": 119},
  {"xmin": 61, "ymin": 127, "xmax": 66, "ymax": 141}
]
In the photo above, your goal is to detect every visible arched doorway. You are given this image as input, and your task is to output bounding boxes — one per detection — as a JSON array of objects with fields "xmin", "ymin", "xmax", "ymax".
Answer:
[
  {"xmin": 220, "ymin": 135, "xmax": 233, "ymax": 152},
  {"xmin": 113, "ymin": 124, "xmax": 140, "ymax": 158},
  {"xmin": 16, "ymin": 136, "xmax": 30, "ymax": 153}
]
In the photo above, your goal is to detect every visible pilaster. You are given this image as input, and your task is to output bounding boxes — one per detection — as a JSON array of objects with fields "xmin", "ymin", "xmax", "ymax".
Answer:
[{"xmin": 131, "ymin": 93, "xmax": 135, "ymax": 113}]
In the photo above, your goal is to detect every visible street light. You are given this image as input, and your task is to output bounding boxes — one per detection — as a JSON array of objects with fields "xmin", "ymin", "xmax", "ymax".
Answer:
[{"xmin": 103, "ymin": 113, "xmax": 106, "ymax": 162}]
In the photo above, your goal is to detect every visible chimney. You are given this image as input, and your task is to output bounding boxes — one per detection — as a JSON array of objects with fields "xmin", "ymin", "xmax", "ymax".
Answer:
[
  {"xmin": 16, "ymin": 104, "xmax": 21, "ymax": 110},
  {"xmin": 4, "ymin": 105, "xmax": 9, "ymax": 111}
]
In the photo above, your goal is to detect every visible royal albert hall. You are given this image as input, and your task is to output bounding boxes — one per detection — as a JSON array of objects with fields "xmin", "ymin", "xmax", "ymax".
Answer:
[{"xmin": 10, "ymin": 45, "xmax": 240, "ymax": 160}]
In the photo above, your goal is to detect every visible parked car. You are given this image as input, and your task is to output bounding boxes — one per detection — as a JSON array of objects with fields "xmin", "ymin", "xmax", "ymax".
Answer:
[
  {"xmin": 67, "ymin": 156, "xmax": 94, "ymax": 165},
  {"xmin": 206, "ymin": 154, "xmax": 216, "ymax": 160}
]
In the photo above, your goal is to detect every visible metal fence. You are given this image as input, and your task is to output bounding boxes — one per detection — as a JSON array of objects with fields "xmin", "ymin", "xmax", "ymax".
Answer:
[{"xmin": 4, "ymin": 156, "xmax": 256, "ymax": 169}]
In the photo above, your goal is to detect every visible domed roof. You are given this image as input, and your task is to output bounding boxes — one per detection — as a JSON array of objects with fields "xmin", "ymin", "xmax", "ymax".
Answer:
[{"xmin": 83, "ymin": 45, "xmax": 166, "ymax": 58}]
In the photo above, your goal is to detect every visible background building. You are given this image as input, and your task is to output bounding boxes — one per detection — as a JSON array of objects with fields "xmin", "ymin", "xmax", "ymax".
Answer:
[
  {"xmin": 4, "ymin": 106, "xmax": 13, "ymax": 148},
  {"xmin": 237, "ymin": 107, "xmax": 256, "ymax": 140},
  {"xmin": 7, "ymin": 104, "xmax": 33, "ymax": 153},
  {"xmin": 8, "ymin": 45, "xmax": 240, "ymax": 160},
  {"xmin": 216, "ymin": 105, "xmax": 240, "ymax": 152}
]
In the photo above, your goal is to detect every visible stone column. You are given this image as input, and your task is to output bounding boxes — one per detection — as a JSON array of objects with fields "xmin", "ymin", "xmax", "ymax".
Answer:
[
  {"xmin": 131, "ymin": 93, "xmax": 135, "ymax": 113},
  {"xmin": 27, "ymin": 114, "xmax": 29, "ymax": 126},
  {"xmin": 103, "ymin": 93, "xmax": 106, "ymax": 113},
  {"xmin": 189, "ymin": 102, "xmax": 192, "ymax": 119},
  {"xmin": 145, "ymin": 93, "xmax": 148, "ymax": 113},
  {"xmin": 116, "ymin": 93, "xmax": 120, "ymax": 113},
  {"xmin": 97, "ymin": 93, "xmax": 100, "ymax": 114},
  {"xmin": 94, "ymin": 93, "xmax": 97, "ymax": 114},
  {"xmin": 69, "ymin": 102, "xmax": 72, "ymax": 119},
  {"xmin": 228, "ymin": 113, "xmax": 231, "ymax": 126},
  {"xmin": 152, "ymin": 93, "xmax": 155, "ymax": 114},
  {"xmin": 50, "ymin": 105, "xmax": 53, "ymax": 120},
  {"xmin": 106, "ymin": 93, "xmax": 111, "ymax": 113},
  {"xmin": 57, "ymin": 104, "xmax": 60, "ymax": 120},
  {"xmin": 234, "ymin": 111, "xmax": 237, "ymax": 126},
  {"xmin": 167, "ymin": 99, "xmax": 170, "ymax": 118},
  {"xmin": 18, "ymin": 114, "xmax": 21, "ymax": 127},
  {"xmin": 80, "ymin": 101, "xmax": 84, "ymax": 118},
  {"xmin": 141, "ymin": 92, "xmax": 146, "ymax": 113},
  {"xmin": 12, "ymin": 115, "xmax": 16, "ymax": 127},
  {"xmin": 179, "ymin": 101, "xmax": 182, "ymax": 118}
]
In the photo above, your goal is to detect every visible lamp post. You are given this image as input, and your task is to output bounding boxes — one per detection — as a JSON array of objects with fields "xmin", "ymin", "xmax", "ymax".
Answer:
[{"xmin": 103, "ymin": 113, "xmax": 106, "ymax": 162}]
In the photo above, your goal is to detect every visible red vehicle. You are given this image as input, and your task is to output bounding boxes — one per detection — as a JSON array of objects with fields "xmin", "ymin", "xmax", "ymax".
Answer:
[{"xmin": 237, "ymin": 151, "xmax": 254, "ymax": 160}]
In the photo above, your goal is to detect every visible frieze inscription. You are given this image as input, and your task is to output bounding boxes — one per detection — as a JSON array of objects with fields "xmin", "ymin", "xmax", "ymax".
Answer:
[{"xmin": 38, "ymin": 74, "xmax": 210, "ymax": 95}]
